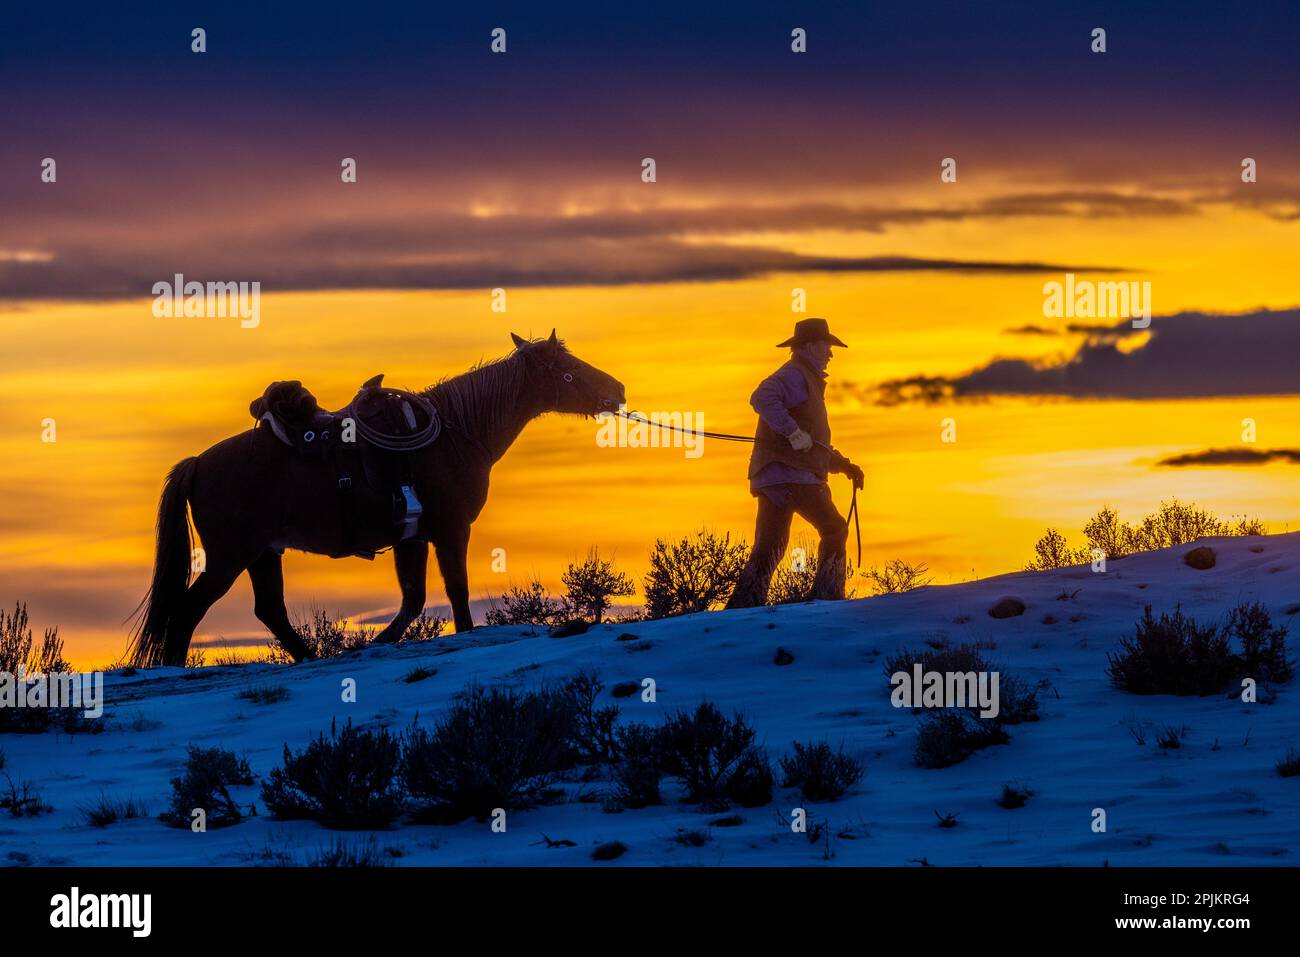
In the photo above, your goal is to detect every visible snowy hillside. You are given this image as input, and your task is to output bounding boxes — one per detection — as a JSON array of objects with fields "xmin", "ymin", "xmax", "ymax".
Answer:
[{"xmin": 4, "ymin": 533, "xmax": 1298, "ymax": 867}]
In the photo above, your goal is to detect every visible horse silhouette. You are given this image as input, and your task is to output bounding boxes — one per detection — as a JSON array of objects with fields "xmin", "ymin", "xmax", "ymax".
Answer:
[{"xmin": 128, "ymin": 331, "xmax": 625, "ymax": 666}]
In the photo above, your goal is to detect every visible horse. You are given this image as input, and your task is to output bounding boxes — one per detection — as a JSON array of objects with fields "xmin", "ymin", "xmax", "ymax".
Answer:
[{"xmin": 127, "ymin": 331, "xmax": 625, "ymax": 667}]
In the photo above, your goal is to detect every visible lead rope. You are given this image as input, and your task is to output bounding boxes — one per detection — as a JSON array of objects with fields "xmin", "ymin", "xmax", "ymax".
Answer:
[{"xmin": 614, "ymin": 409, "xmax": 861, "ymax": 565}]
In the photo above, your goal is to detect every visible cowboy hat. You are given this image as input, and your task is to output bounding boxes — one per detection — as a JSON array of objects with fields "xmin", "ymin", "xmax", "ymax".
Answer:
[{"xmin": 776, "ymin": 317, "xmax": 847, "ymax": 348}]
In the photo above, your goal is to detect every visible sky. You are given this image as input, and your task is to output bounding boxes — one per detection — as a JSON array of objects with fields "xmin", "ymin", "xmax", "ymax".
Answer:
[{"xmin": 2, "ymin": 1, "xmax": 1299, "ymax": 666}]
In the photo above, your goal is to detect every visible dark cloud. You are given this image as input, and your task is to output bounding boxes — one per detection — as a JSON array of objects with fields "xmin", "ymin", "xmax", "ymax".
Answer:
[
  {"xmin": 1157, "ymin": 447, "xmax": 1300, "ymax": 467},
  {"xmin": 0, "ymin": 225, "xmax": 1112, "ymax": 300},
  {"xmin": 875, "ymin": 309, "xmax": 1300, "ymax": 404}
]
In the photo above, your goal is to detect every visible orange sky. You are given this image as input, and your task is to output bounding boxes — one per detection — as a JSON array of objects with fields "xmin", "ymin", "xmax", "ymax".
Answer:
[{"xmin": 3, "ymin": 190, "xmax": 1299, "ymax": 666}]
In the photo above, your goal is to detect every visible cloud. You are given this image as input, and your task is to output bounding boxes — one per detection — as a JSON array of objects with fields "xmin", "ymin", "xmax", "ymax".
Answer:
[
  {"xmin": 874, "ymin": 309, "xmax": 1300, "ymax": 404},
  {"xmin": 1157, "ymin": 447, "xmax": 1300, "ymax": 467},
  {"xmin": 0, "ymin": 225, "xmax": 1114, "ymax": 300}
]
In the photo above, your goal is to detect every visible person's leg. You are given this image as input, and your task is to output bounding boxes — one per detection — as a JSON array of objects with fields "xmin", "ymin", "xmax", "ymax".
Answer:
[
  {"xmin": 726, "ymin": 490, "xmax": 795, "ymax": 609},
  {"xmin": 791, "ymin": 483, "xmax": 849, "ymax": 600}
]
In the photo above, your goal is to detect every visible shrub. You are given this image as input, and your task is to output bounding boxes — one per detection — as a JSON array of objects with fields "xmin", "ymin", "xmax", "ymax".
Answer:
[
  {"xmin": 610, "ymin": 723, "xmax": 663, "ymax": 809},
  {"xmin": 1027, "ymin": 501, "xmax": 1266, "ymax": 567},
  {"xmin": 307, "ymin": 837, "xmax": 393, "ymax": 867},
  {"xmin": 271, "ymin": 608, "xmax": 374, "ymax": 662},
  {"xmin": 484, "ymin": 580, "xmax": 568, "ymax": 627},
  {"xmin": 657, "ymin": 702, "xmax": 760, "ymax": 809},
  {"xmin": 562, "ymin": 548, "xmax": 635, "ymax": 623},
  {"xmin": 1277, "ymin": 748, "xmax": 1300, "ymax": 778},
  {"xmin": 779, "ymin": 741, "xmax": 864, "ymax": 801},
  {"xmin": 403, "ymin": 613, "xmax": 448, "ymax": 642},
  {"xmin": 261, "ymin": 720, "xmax": 403, "ymax": 830},
  {"xmin": 80, "ymin": 793, "xmax": 149, "ymax": 827},
  {"xmin": 0, "ymin": 604, "xmax": 70, "ymax": 733},
  {"xmin": 914, "ymin": 710, "xmax": 1008, "ymax": 769},
  {"xmin": 997, "ymin": 782, "xmax": 1034, "ymax": 808},
  {"xmin": 400, "ymin": 685, "xmax": 577, "ymax": 820},
  {"xmin": 2, "ymin": 774, "xmax": 52, "ymax": 817},
  {"xmin": 1107, "ymin": 604, "xmax": 1289, "ymax": 696},
  {"xmin": 1227, "ymin": 602, "xmax": 1292, "ymax": 683},
  {"xmin": 768, "ymin": 543, "xmax": 856, "ymax": 604},
  {"xmin": 643, "ymin": 529, "xmax": 748, "ymax": 619},
  {"xmin": 403, "ymin": 666, "xmax": 437, "ymax": 684},
  {"xmin": 1156, "ymin": 724, "xmax": 1188, "ymax": 749},
  {"xmin": 862, "ymin": 560, "xmax": 933, "ymax": 595},
  {"xmin": 724, "ymin": 746, "xmax": 774, "ymax": 807},
  {"xmin": 0, "ymin": 603, "xmax": 69, "ymax": 676},
  {"xmin": 560, "ymin": 671, "xmax": 620, "ymax": 765},
  {"xmin": 236, "ymin": 684, "xmax": 290, "ymax": 705},
  {"xmin": 160, "ymin": 745, "xmax": 254, "ymax": 829},
  {"xmin": 1024, "ymin": 528, "xmax": 1091, "ymax": 571}
]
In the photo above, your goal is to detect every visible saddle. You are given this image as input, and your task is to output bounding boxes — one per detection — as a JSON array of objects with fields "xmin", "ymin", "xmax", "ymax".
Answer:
[{"xmin": 250, "ymin": 375, "xmax": 441, "ymax": 553}]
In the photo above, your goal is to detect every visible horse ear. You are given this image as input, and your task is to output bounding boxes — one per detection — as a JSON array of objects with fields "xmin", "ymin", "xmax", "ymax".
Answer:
[
  {"xmin": 510, "ymin": 332, "xmax": 527, "ymax": 349},
  {"xmin": 547, "ymin": 328, "xmax": 558, "ymax": 346}
]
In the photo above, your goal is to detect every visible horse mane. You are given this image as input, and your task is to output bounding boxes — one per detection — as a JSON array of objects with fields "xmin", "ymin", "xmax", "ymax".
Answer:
[{"xmin": 422, "ymin": 338, "xmax": 565, "ymax": 451}]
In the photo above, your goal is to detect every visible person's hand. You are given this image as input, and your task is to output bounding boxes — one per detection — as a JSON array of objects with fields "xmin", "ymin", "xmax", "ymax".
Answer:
[
  {"xmin": 787, "ymin": 428, "xmax": 814, "ymax": 451},
  {"xmin": 845, "ymin": 462, "xmax": 865, "ymax": 489}
]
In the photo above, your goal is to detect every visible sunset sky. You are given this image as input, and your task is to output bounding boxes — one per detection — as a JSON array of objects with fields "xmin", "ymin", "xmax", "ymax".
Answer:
[{"xmin": 2, "ymin": 2, "xmax": 1299, "ymax": 666}]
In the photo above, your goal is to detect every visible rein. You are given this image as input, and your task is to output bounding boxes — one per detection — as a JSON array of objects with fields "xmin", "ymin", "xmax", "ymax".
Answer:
[{"xmin": 614, "ymin": 409, "xmax": 862, "ymax": 565}]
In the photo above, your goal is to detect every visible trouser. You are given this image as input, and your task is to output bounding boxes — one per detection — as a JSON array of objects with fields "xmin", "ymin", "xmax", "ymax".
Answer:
[{"xmin": 726, "ymin": 482, "xmax": 849, "ymax": 609}]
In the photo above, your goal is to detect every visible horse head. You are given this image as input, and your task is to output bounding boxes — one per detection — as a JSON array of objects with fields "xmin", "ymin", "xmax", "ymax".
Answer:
[{"xmin": 510, "ymin": 329, "xmax": 625, "ymax": 418}]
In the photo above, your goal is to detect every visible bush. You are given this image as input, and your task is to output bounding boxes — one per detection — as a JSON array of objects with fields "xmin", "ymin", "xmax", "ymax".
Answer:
[
  {"xmin": 1277, "ymin": 748, "xmax": 1300, "ymax": 778},
  {"xmin": 643, "ymin": 529, "xmax": 748, "ymax": 619},
  {"xmin": 0, "ymin": 604, "xmax": 70, "ymax": 733},
  {"xmin": 1024, "ymin": 528, "xmax": 1091, "ymax": 571},
  {"xmin": 1227, "ymin": 602, "xmax": 1292, "ymax": 683},
  {"xmin": 80, "ymin": 793, "xmax": 149, "ymax": 827},
  {"xmin": 657, "ymin": 703, "xmax": 764, "ymax": 809},
  {"xmin": 307, "ymin": 837, "xmax": 394, "ymax": 867},
  {"xmin": 1027, "ymin": 501, "xmax": 1266, "ymax": 566},
  {"xmin": 914, "ymin": 710, "xmax": 1008, "ymax": 769},
  {"xmin": 0, "ymin": 603, "xmax": 69, "ymax": 675},
  {"xmin": 404, "ymin": 613, "xmax": 447, "ymax": 642},
  {"xmin": 887, "ymin": 642, "xmax": 1038, "ymax": 764},
  {"xmin": 997, "ymin": 782, "xmax": 1034, "ymax": 808},
  {"xmin": 610, "ymin": 723, "xmax": 663, "ymax": 809},
  {"xmin": 560, "ymin": 671, "xmax": 620, "ymax": 765},
  {"xmin": 2, "ymin": 774, "xmax": 52, "ymax": 817},
  {"xmin": 779, "ymin": 741, "xmax": 864, "ymax": 801},
  {"xmin": 268, "ymin": 608, "xmax": 374, "ymax": 662},
  {"xmin": 562, "ymin": 548, "xmax": 635, "ymax": 623},
  {"xmin": 768, "ymin": 542, "xmax": 856, "ymax": 604},
  {"xmin": 261, "ymin": 720, "xmax": 403, "ymax": 830},
  {"xmin": 724, "ymin": 747, "xmax": 774, "ymax": 807},
  {"xmin": 160, "ymin": 745, "xmax": 254, "ymax": 829},
  {"xmin": 1107, "ymin": 603, "xmax": 1289, "ymax": 696},
  {"xmin": 484, "ymin": 580, "xmax": 568, "ymax": 627},
  {"xmin": 862, "ymin": 560, "xmax": 933, "ymax": 595},
  {"xmin": 236, "ymin": 684, "xmax": 290, "ymax": 705},
  {"xmin": 400, "ymin": 685, "xmax": 577, "ymax": 820}
]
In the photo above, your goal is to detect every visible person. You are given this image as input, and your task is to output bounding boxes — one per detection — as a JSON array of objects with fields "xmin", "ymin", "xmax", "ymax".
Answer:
[{"xmin": 726, "ymin": 318, "xmax": 864, "ymax": 608}]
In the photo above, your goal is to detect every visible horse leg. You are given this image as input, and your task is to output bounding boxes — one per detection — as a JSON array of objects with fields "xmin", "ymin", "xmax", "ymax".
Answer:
[
  {"xmin": 433, "ymin": 526, "xmax": 474, "ymax": 633},
  {"xmin": 163, "ymin": 560, "xmax": 244, "ymax": 666},
  {"xmin": 374, "ymin": 539, "xmax": 429, "ymax": 643},
  {"xmin": 248, "ymin": 550, "xmax": 316, "ymax": 662}
]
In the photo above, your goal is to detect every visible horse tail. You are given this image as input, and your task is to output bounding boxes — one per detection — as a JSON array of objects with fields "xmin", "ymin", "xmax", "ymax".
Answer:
[{"xmin": 128, "ymin": 457, "xmax": 198, "ymax": 667}]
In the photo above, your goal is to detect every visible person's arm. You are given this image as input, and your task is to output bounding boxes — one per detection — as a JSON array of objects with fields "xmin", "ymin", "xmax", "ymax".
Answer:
[{"xmin": 750, "ymin": 367, "xmax": 806, "ymax": 438}]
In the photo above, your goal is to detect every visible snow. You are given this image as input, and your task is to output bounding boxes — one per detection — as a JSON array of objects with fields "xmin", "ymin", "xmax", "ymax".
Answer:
[{"xmin": 3, "ymin": 533, "xmax": 1297, "ymax": 866}]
